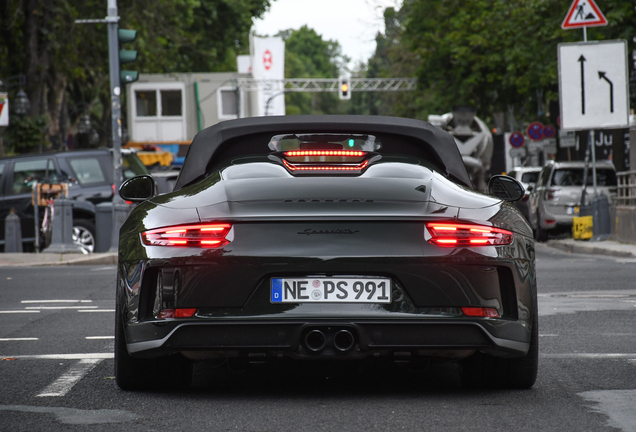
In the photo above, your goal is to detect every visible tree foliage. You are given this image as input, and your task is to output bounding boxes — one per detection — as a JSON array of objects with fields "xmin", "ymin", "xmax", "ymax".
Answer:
[
  {"xmin": 0, "ymin": 0, "xmax": 270, "ymax": 154},
  {"xmin": 277, "ymin": 25, "xmax": 348, "ymax": 115},
  {"xmin": 367, "ymin": 0, "xmax": 636, "ymax": 126}
]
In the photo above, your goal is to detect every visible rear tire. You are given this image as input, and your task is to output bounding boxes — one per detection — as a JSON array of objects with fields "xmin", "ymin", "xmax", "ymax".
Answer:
[
  {"xmin": 115, "ymin": 305, "xmax": 192, "ymax": 391},
  {"xmin": 459, "ymin": 312, "xmax": 538, "ymax": 389}
]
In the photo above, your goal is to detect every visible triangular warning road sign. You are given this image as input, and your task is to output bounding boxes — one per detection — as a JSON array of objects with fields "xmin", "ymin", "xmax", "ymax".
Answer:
[{"xmin": 562, "ymin": 0, "xmax": 608, "ymax": 29}]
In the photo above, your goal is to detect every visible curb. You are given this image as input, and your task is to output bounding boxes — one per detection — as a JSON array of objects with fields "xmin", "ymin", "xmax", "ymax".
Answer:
[
  {"xmin": 0, "ymin": 253, "xmax": 117, "ymax": 267},
  {"xmin": 545, "ymin": 240, "xmax": 636, "ymax": 258}
]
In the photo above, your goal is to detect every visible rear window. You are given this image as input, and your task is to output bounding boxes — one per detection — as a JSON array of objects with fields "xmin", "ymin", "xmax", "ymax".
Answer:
[
  {"xmin": 12, "ymin": 159, "xmax": 55, "ymax": 194},
  {"xmin": 122, "ymin": 153, "xmax": 149, "ymax": 179},
  {"xmin": 521, "ymin": 172, "xmax": 539, "ymax": 184},
  {"xmin": 552, "ymin": 168, "xmax": 616, "ymax": 187},
  {"xmin": 68, "ymin": 157, "xmax": 106, "ymax": 185}
]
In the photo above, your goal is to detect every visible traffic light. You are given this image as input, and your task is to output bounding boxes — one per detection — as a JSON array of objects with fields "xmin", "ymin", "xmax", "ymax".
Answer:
[
  {"xmin": 118, "ymin": 29, "xmax": 138, "ymax": 84},
  {"xmin": 338, "ymin": 77, "xmax": 351, "ymax": 100}
]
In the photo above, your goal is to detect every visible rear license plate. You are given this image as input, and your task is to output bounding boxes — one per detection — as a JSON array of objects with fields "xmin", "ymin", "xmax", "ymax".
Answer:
[{"xmin": 270, "ymin": 277, "xmax": 391, "ymax": 304}]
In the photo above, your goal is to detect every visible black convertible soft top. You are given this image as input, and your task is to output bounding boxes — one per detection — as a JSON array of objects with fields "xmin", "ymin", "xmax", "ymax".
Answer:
[{"xmin": 174, "ymin": 115, "xmax": 472, "ymax": 190}]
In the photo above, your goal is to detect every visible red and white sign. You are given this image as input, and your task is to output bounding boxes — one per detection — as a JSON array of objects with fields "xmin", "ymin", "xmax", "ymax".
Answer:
[
  {"xmin": 263, "ymin": 50, "xmax": 273, "ymax": 71},
  {"xmin": 250, "ymin": 35, "xmax": 286, "ymax": 116},
  {"xmin": 562, "ymin": 0, "xmax": 607, "ymax": 29},
  {"xmin": 0, "ymin": 92, "xmax": 9, "ymax": 127}
]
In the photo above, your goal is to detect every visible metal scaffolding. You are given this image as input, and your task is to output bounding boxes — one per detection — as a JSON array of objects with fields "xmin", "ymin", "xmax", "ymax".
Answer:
[{"xmin": 235, "ymin": 78, "xmax": 417, "ymax": 92}]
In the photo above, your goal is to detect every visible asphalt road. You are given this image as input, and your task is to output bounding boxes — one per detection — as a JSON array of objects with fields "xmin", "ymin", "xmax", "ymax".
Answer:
[{"xmin": 1, "ymin": 244, "xmax": 635, "ymax": 431}]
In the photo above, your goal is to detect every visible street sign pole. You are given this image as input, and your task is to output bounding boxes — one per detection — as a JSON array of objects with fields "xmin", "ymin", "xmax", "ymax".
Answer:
[{"xmin": 559, "ymin": 0, "xmax": 624, "ymax": 240}]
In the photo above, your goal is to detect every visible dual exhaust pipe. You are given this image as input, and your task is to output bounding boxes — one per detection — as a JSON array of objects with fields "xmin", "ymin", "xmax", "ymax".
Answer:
[{"xmin": 304, "ymin": 328, "xmax": 355, "ymax": 353}]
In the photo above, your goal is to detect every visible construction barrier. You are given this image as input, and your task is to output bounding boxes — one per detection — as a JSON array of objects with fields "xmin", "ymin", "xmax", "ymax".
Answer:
[{"xmin": 572, "ymin": 216, "xmax": 593, "ymax": 240}]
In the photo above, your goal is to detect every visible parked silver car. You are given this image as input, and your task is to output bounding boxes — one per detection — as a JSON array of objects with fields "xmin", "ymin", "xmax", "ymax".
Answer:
[
  {"xmin": 528, "ymin": 160, "xmax": 617, "ymax": 241},
  {"xmin": 507, "ymin": 167, "xmax": 542, "ymax": 221}
]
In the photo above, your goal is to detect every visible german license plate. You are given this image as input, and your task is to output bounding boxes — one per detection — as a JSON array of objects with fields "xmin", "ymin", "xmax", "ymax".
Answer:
[{"xmin": 270, "ymin": 277, "xmax": 391, "ymax": 303}]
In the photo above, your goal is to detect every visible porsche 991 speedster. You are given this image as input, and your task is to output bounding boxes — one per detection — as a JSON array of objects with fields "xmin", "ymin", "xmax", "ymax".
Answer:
[{"xmin": 115, "ymin": 115, "xmax": 537, "ymax": 390}]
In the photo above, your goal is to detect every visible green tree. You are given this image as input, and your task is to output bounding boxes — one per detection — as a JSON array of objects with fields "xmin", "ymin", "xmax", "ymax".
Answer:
[
  {"xmin": 0, "ymin": 0, "xmax": 270, "ymax": 154},
  {"xmin": 277, "ymin": 25, "xmax": 348, "ymax": 115},
  {"xmin": 367, "ymin": 0, "xmax": 636, "ymax": 126},
  {"xmin": 356, "ymin": 4, "xmax": 423, "ymax": 118}
]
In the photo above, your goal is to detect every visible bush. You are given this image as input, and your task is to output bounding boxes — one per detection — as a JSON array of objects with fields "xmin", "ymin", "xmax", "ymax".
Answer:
[{"xmin": 3, "ymin": 115, "xmax": 48, "ymax": 154}]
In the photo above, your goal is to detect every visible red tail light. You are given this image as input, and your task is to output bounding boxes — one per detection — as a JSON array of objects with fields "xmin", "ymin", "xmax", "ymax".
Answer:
[
  {"xmin": 280, "ymin": 149, "xmax": 370, "ymax": 173},
  {"xmin": 141, "ymin": 223, "xmax": 232, "ymax": 247},
  {"xmin": 282, "ymin": 159, "xmax": 369, "ymax": 172},
  {"xmin": 545, "ymin": 188, "xmax": 560, "ymax": 201},
  {"xmin": 462, "ymin": 307, "xmax": 500, "ymax": 318},
  {"xmin": 284, "ymin": 150, "xmax": 365, "ymax": 157},
  {"xmin": 158, "ymin": 308, "xmax": 197, "ymax": 319},
  {"xmin": 425, "ymin": 222, "xmax": 513, "ymax": 247}
]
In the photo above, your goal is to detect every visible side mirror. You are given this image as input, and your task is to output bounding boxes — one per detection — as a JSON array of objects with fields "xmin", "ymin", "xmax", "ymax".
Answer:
[
  {"xmin": 526, "ymin": 183, "xmax": 535, "ymax": 193},
  {"xmin": 119, "ymin": 175, "xmax": 156, "ymax": 202},
  {"xmin": 488, "ymin": 175, "xmax": 524, "ymax": 202}
]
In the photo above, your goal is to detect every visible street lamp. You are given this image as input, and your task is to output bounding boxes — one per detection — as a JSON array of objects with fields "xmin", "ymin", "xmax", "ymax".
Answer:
[
  {"xmin": 0, "ymin": 74, "xmax": 31, "ymax": 118},
  {"xmin": 73, "ymin": 108, "xmax": 99, "ymax": 148},
  {"xmin": 13, "ymin": 89, "xmax": 30, "ymax": 117}
]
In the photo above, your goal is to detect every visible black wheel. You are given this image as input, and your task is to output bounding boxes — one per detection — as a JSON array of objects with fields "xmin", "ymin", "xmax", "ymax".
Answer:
[
  {"xmin": 73, "ymin": 219, "xmax": 96, "ymax": 253},
  {"xmin": 459, "ymin": 311, "xmax": 538, "ymax": 389},
  {"xmin": 115, "ymin": 304, "xmax": 192, "ymax": 391}
]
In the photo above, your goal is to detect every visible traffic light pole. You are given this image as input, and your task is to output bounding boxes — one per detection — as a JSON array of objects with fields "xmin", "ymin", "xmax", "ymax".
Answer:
[
  {"xmin": 106, "ymin": 0, "xmax": 128, "ymax": 252},
  {"xmin": 76, "ymin": 1, "xmax": 136, "ymax": 252},
  {"xmin": 107, "ymin": 0, "xmax": 123, "ymax": 197}
]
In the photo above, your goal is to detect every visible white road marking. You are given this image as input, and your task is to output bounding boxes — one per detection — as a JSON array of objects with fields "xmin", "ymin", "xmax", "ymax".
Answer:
[
  {"xmin": 539, "ymin": 290, "xmax": 636, "ymax": 316},
  {"xmin": 0, "ymin": 338, "xmax": 38, "ymax": 341},
  {"xmin": 21, "ymin": 300, "xmax": 92, "ymax": 303},
  {"xmin": 77, "ymin": 309, "xmax": 115, "ymax": 313},
  {"xmin": 85, "ymin": 336, "xmax": 114, "ymax": 340},
  {"xmin": 36, "ymin": 359, "xmax": 103, "ymax": 397},
  {"xmin": 25, "ymin": 306, "xmax": 98, "ymax": 310},
  {"xmin": 0, "ymin": 405, "xmax": 139, "ymax": 425},
  {"xmin": 0, "ymin": 310, "xmax": 40, "ymax": 314},
  {"xmin": 539, "ymin": 334, "xmax": 559, "ymax": 337},
  {"xmin": 10, "ymin": 353, "xmax": 113, "ymax": 360},
  {"xmin": 541, "ymin": 353, "xmax": 636, "ymax": 359}
]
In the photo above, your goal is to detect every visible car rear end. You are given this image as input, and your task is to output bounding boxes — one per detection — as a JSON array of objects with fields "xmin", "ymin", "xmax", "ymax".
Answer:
[
  {"xmin": 120, "ymin": 135, "xmax": 535, "ymax": 360},
  {"xmin": 116, "ymin": 127, "xmax": 538, "ymax": 390},
  {"xmin": 539, "ymin": 162, "xmax": 617, "ymax": 231}
]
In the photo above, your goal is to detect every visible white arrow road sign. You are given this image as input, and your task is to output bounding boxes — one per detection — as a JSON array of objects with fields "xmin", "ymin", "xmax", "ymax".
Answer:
[{"xmin": 558, "ymin": 40, "xmax": 629, "ymax": 131}]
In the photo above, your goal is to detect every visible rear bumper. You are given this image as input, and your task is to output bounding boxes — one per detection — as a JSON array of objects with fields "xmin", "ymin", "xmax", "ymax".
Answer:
[{"xmin": 125, "ymin": 317, "xmax": 531, "ymax": 360}]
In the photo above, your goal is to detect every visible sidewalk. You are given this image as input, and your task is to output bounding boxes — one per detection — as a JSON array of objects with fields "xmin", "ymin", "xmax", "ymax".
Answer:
[{"xmin": 0, "ymin": 252, "xmax": 117, "ymax": 267}]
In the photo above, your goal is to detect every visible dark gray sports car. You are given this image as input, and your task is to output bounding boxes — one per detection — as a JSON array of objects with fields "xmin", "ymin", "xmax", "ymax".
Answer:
[{"xmin": 115, "ymin": 115, "xmax": 537, "ymax": 390}]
